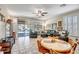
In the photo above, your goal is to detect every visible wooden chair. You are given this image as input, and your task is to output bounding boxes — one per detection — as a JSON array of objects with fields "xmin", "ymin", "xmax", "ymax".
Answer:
[
  {"xmin": 37, "ymin": 40, "xmax": 50, "ymax": 54},
  {"xmin": 68, "ymin": 43, "xmax": 77, "ymax": 54},
  {"xmin": 68, "ymin": 38, "xmax": 77, "ymax": 54},
  {"xmin": 49, "ymin": 49, "xmax": 68, "ymax": 54},
  {"xmin": 68, "ymin": 38, "xmax": 75, "ymax": 46},
  {"xmin": 52, "ymin": 50, "xmax": 61, "ymax": 54},
  {"xmin": 49, "ymin": 49, "xmax": 66, "ymax": 54}
]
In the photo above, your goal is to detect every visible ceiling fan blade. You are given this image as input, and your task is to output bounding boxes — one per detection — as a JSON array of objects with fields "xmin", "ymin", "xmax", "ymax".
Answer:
[
  {"xmin": 42, "ymin": 12, "xmax": 48, "ymax": 14},
  {"xmin": 41, "ymin": 13, "xmax": 45, "ymax": 16}
]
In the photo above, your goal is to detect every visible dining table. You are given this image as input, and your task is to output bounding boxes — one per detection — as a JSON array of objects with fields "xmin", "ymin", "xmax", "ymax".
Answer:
[{"xmin": 41, "ymin": 38, "xmax": 72, "ymax": 53}]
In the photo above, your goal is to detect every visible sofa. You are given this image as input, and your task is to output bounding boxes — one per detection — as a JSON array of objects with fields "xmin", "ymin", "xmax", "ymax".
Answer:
[{"xmin": 29, "ymin": 31, "xmax": 37, "ymax": 38}]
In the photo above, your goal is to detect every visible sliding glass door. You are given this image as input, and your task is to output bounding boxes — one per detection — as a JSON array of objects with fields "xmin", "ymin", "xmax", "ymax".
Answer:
[{"xmin": 18, "ymin": 21, "xmax": 29, "ymax": 37}]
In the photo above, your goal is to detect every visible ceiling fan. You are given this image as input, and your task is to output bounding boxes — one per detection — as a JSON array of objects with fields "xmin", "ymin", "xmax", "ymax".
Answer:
[{"xmin": 33, "ymin": 9, "xmax": 48, "ymax": 17}]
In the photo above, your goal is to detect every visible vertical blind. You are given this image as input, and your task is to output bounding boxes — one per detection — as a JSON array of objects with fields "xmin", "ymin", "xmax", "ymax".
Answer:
[{"xmin": 63, "ymin": 16, "xmax": 78, "ymax": 36}]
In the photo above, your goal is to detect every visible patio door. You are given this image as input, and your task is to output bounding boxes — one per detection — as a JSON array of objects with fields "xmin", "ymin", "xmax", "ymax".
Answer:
[
  {"xmin": 17, "ymin": 21, "xmax": 30, "ymax": 52},
  {"xmin": 18, "ymin": 21, "xmax": 29, "ymax": 37}
]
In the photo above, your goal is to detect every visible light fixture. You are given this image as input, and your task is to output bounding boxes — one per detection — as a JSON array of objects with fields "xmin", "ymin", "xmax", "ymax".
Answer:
[{"xmin": 33, "ymin": 8, "xmax": 48, "ymax": 17}]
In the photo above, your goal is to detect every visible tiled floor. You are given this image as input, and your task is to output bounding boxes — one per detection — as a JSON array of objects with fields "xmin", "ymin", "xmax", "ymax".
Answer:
[
  {"xmin": 11, "ymin": 36, "xmax": 39, "ymax": 54},
  {"xmin": 11, "ymin": 36, "xmax": 79, "ymax": 54}
]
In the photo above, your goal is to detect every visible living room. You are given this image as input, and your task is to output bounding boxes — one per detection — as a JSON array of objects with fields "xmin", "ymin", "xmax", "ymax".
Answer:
[{"xmin": 0, "ymin": 4, "xmax": 79, "ymax": 54}]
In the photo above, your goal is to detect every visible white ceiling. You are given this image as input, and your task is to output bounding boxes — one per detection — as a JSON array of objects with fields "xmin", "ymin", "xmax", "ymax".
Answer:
[{"xmin": 1, "ymin": 4, "xmax": 79, "ymax": 20}]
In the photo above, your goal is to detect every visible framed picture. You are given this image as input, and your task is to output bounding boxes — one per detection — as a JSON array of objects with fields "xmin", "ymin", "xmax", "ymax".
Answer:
[{"xmin": 58, "ymin": 21, "xmax": 62, "ymax": 26}]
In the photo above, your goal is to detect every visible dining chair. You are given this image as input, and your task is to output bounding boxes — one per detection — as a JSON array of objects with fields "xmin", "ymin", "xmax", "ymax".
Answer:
[
  {"xmin": 66, "ymin": 38, "xmax": 77, "ymax": 54},
  {"xmin": 49, "ymin": 49, "xmax": 58, "ymax": 54},
  {"xmin": 49, "ymin": 49, "xmax": 73, "ymax": 54},
  {"xmin": 37, "ymin": 39, "xmax": 50, "ymax": 54},
  {"xmin": 49, "ymin": 49, "xmax": 68, "ymax": 54},
  {"xmin": 53, "ymin": 50, "xmax": 62, "ymax": 54},
  {"xmin": 49, "ymin": 49, "xmax": 65, "ymax": 54},
  {"xmin": 68, "ymin": 38, "xmax": 75, "ymax": 47},
  {"xmin": 68, "ymin": 43, "xmax": 77, "ymax": 54}
]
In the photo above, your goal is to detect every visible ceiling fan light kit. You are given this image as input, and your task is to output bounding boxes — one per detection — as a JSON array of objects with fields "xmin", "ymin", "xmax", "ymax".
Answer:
[{"xmin": 33, "ymin": 8, "xmax": 48, "ymax": 17}]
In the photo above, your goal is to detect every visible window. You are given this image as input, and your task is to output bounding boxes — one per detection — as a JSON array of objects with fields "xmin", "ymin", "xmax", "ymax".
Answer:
[
  {"xmin": 67, "ymin": 16, "xmax": 73, "ymax": 35},
  {"xmin": 63, "ymin": 16, "xmax": 68, "ymax": 30},
  {"xmin": 72, "ymin": 16, "xmax": 77, "ymax": 36},
  {"xmin": 63, "ymin": 16, "xmax": 78, "ymax": 36},
  {"xmin": 18, "ymin": 21, "xmax": 29, "ymax": 37}
]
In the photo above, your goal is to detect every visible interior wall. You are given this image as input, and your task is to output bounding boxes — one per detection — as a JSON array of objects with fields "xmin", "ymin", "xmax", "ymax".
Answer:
[
  {"xmin": 0, "ymin": 21, "xmax": 5, "ymax": 39},
  {"xmin": 45, "ymin": 17, "xmax": 57, "ymax": 30},
  {"xmin": 0, "ymin": 5, "xmax": 7, "ymax": 39},
  {"xmin": 12, "ymin": 18, "xmax": 18, "ymax": 39},
  {"xmin": 0, "ymin": 5, "xmax": 9, "ymax": 39},
  {"xmin": 57, "ymin": 9, "xmax": 79, "ymax": 40},
  {"xmin": 61, "ymin": 9, "xmax": 79, "ymax": 16},
  {"xmin": 0, "ymin": 5, "xmax": 10, "ymax": 21}
]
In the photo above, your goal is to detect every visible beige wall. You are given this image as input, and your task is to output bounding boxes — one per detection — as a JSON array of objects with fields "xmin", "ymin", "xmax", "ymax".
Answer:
[
  {"xmin": 0, "ymin": 21, "xmax": 5, "ymax": 39},
  {"xmin": 45, "ymin": 16, "xmax": 63, "ymax": 30},
  {"xmin": 0, "ymin": 5, "xmax": 10, "ymax": 21},
  {"xmin": 45, "ymin": 17, "xmax": 57, "ymax": 30},
  {"xmin": 0, "ymin": 6, "xmax": 12, "ymax": 39},
  {"xmin": 56, "ymin": 16, "xmax": 63, "ymax": 27},
  {"xmin": 61, "ymin": 9, "xmax": 79, "ymax": 16}
]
